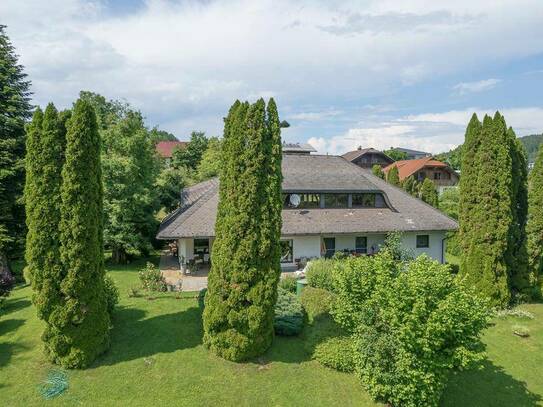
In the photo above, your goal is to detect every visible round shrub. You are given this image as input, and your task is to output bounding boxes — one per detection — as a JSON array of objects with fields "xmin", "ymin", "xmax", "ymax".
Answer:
[
  {"xmin": 274, "ymin": 288, "xmax": 304, "ymax": 336},
  {"xmin": 313, "ymin": 336, "xmax": 356, "ymax": 373},
  {"xmin": 278, "ymin": 275, "xmax": 297, "ymax": 293},
  {"xmin": 104, "ymin": 275, "xmax": 119, "ymax": 316},
  {"xmin": 138, "ymin": 262, "xmax": 166, "ymax": 292},
  {"xmin": 300, "ymin": 286, "xmax": 335, "ymax": 322},
  {"xmin": 306, "ymin": 259, "xmax": 336, "ymax": 291}
]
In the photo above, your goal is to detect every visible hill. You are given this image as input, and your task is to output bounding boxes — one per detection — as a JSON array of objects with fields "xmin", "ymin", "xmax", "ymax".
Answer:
[{"xmin": 436, "ymin": 133, "xmax": 543, "ymax": 170}]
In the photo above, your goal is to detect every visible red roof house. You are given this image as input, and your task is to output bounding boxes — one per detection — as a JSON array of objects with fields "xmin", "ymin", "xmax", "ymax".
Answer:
[
  {"xmin": 156, "ymin": 141, "xmax": 188, "ymax": 159},
  {"xmin": 383, "ymin": 157, "xmax": 459, "ymax": 192}
]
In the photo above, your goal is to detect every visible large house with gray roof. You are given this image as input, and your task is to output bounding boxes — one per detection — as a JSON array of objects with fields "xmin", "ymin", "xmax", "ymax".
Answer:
[{"xmin": 157, "ymin": 153, "xmax": 458, "ymax": 270}]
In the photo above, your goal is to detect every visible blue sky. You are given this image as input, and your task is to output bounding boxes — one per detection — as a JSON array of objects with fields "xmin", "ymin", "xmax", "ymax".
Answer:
[{"xmin": 2, "ymin": 0, "xmax": 543, "ymax": 154}]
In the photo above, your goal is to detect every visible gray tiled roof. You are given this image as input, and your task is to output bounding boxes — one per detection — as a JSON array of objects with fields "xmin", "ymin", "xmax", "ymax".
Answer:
[
  {"xmin": 282, "ymin": 142, "xmax": 317, "ymax": 153},
  {"xmin": 157, "ymin": 155, "xmax": 458, "ymax": 239},
  {"xmin": 342, "ymin": 147, "xmax": 390, "ymax": 162}
]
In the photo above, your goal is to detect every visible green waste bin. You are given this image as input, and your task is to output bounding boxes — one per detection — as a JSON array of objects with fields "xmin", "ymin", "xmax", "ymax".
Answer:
[{"xmin": 296, "ymin": 278, "xmax": 308, "ymax": 296}]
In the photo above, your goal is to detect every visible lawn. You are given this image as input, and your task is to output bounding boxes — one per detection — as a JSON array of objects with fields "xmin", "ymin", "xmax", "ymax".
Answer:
[{"xmin": 1, "ymin": 258, "xmax": 542, "ymax": 406}]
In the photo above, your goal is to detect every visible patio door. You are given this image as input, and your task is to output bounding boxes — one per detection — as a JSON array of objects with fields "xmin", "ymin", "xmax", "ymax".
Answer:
[
  {"xmin": 194, "ymin": 238, "xmax": 210, "ymax": 262},
  {"xmin": 323, "ymin": 237, "xmax": 335, "ymax": 258}
]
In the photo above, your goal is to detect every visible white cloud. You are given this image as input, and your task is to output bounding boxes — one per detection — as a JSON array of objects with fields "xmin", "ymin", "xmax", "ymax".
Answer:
[{"xmin": 452, "ymin": 78, "xmax": 501, "ymax": 95}]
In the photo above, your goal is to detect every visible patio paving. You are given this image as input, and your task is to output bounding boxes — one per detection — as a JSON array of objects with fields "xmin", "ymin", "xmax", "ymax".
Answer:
[{"xmin": 159, "ymin": 251, "xmax": 208, "ymax": 292}]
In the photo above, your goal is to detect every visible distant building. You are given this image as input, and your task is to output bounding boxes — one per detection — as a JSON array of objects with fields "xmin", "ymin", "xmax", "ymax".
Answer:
[
  {"xmin": 393, "ymin": 147, "xmax": 432, "ymax": 160},
  {"xmin": 384, "ymin": 157, "xmax": 459, "ymax": 194},
  {"xmin": 342, "ymin": 147, "xmax": 394, "ymax": 169},
  {"xmin": 156, "ymin": 141, "xmax": 188, "ymax": 166},
  {"xmin": 282, "ymin": 142, "xmax": 317, "ymax": 155}
]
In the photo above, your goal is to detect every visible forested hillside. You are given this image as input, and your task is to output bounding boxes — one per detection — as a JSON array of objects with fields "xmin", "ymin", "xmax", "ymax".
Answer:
[{"xmin": 436, "ymin": 133, "xmax": 543, "ymax": 170}]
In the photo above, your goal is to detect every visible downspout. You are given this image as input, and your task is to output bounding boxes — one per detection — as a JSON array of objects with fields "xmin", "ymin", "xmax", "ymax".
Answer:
[{"xmin": 441, "ymin": 234, "xmax": 448, "ymax": 264}]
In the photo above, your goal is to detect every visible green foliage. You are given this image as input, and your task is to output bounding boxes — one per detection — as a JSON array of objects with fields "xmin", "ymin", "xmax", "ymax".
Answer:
[
  {"xmin": 203, "ymin": 98, "xmax": 283, "ymax": 361},
  {"xmin": 172, "ymin": 131, "xmax": 209, "ymax": 170},
  {"xmin": 56, "ymin": 98, "xmax": 110, "ymax": 368},
  {"xmin": 527, "ymin": 142, "xmax": 543, "ymax": 297},
  {"xmin": 0, "ymin": 25, "xmax": 32, "ymax": 262},
  {"xmin": 435, "ymin": 144, "xmax": 462, "ymax": 170},
  {"xmin": 104, "ymin": 275, "xmax": 119, "ymax": 316},
  {"xmin": 0, "ymin": 253, "xmax": 15, "ymax": 309},
  {"xmin": 332, "ymin": 251, "xmax": 490, "ymax": 407},
  {"xmin": 138, "ymin": 262, "xmax": 166, "ymax": 293},
  {"xmin": 420, "ymin": 177, "xmax": 439, "ymax": 207},
  {"xmin": 25, "ymin": 104, "xmax": 69, "ymax": 357},
  {"xmin": 306, "ymin": 259, "xmax": 337, "ymax": 291},
  {"xmin": 300, "ymin": 286, "xmax": 335, "ymax": 322},
  {"xmin": 520, "ymin": 133, "xmax": 543, "ymax": 163},
  {"xmin": 371, "ymin": 164, "xmax": 384, "ymax": 179},
  {"xmin": 196, "ymin": 137, "xmax": 222, "ymax": 181},
  {"xmin": 439, "ymin": 187, "xmax": 459, "ymax": 220},
  {"xmin": 382, "ymin": 231, "xmax": 414, "ymax": 262},
  {"xmin": 313, "ymin": 336, "xmax": 356, "ymax": 373},
  {"xmin": 278, "ymin": 275, "xmax": 297, "ymax": 293},
  {"xmin": 149, "ymin": 127, "xmax": 177, "ymax": 143},
  {"xmin": 400, "ymin": 175, "xmax": 419, "ymax": 196},
  {"xmin": 155, "ymin": 167, "xmax": 188, "ymax": 211},
  {"xmin": 386, "ymin": 165, "xmax": 400, "ymax": 186},
  {"xmin": 274, "ymin": 288, "xmax": 304, "ymax": 336},
  {"xmin": 383, "ymin": 148, "xmax": 408, "ymax": 161}
]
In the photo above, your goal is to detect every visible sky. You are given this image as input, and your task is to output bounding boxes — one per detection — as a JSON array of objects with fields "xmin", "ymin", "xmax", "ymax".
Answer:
[{"xmin": 2, "ymin": 0, "xmax": 543, "ymax": 154}]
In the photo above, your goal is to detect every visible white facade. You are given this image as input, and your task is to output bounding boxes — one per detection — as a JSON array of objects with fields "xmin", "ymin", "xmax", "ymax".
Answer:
[{"xmin": 177, "ymin": 231, "xmax": 447, "ymax": 270}]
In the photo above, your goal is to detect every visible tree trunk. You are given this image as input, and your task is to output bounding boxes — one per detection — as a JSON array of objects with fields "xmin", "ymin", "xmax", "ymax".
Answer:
[
  {"xmin": 112, "ymin": 247, "xmax": 128, "ymax": 264},
  {"xmin": 0, "ymin": 251, "xmax": 15, "ymax": 291}
]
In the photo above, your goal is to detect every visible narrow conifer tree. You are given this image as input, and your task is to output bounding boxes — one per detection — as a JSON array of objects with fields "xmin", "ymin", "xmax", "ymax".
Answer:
[
  {"xmin": 25, "ymin": 104, "xmax": 68, "ymax": 358},
  {"xmin": 387, "ymin": 166, "xmax": 400, "ymax": 186},
  {"xmin": 372, "ymin": 164, "xmax": 385, "ymax": 179},
  {"xmin": 203, "ymin": 98, "xmax": 282, "ymax": 361},
  {"xmin": 527, "ymin": 143, "xmax": 543, "ymax": 298},
  {"xmin": 56, "ymin": 99, "xmax": 109, "ymax": 368},
  {"xmin": 420, "ymin": 178, "xmax": 439, "ymax": 207},
  {"xmin": 460, "ymin": 113, "xmax": 513, "ymax": 307}
]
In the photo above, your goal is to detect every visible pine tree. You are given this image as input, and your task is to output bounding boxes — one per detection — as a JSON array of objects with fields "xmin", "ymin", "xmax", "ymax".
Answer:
[
  {"xmin": 506, "ymin": 128, "xmax": 530, "ymax": 296},
  {"xmin": 386, "ymin": 166, "xmax": 400, "ymax": 186},
  {"xmin": 401, "ymin": 176, "xmax": 419, "ymax": 196},
  {"xmin": 56, "ymin": 99, "xmax": 109, "ymax": 368},
  {"xmin": 527, "ymin": 142, "xmax": 543, "ymax": 298},
  {"xmin": 203, "ymin": 99, "xmax": 282, "ymax": 361},
  {"xmin": 372, "ymin": 164, "xmax": 385, "ymax": 179},
  {"xmin": 25, "ymin": 103, "xmax": 70, "ymax": 355},
  {"xmin": 420, "ymin": 178, "xmax": 439, "ymax": 207},
  {"xmin": 0, "ymin": 25, "xmax": 32, "ymax": 276},
  {"xmin": 460, "ymin": 113, "xmax": 513, "ymax": 307}
]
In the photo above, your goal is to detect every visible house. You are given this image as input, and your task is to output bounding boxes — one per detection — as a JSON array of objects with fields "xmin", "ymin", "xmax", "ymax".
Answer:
[
  {"xmin": 156, "ymin": 141, "xmax": 188, "ymax": 166},
  {"xmin": 342, "ymin": 147, "xmax": 394, "ymax": 169},
  {"xmin": 392, "ymin": 147, "xmax": 432, "ymax": 160},
  {"xmin": 157, "ymin": 153, "xmax": 457, "ymax": 270},
  {"xmin": 282, "ymin": 142, "xmax": 317, "ymax": 155},
  {"xmin": 384, "ymin": 157, "xmax": 459, "ymax": 193}
]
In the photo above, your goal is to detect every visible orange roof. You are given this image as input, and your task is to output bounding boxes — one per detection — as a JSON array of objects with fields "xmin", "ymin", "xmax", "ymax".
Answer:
[
  {"xmin": 156, "ymin": 141, "xmax": 188, "ymax": 158},
  {"xmin": 383, "ymin": 157, "xmax": 448, "ymax": 180}
]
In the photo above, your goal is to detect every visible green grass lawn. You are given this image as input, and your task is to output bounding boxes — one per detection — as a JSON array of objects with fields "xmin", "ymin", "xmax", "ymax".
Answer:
[{"xmin": 1, "ymin": 258, "xmax": 542, "ymax": 406}]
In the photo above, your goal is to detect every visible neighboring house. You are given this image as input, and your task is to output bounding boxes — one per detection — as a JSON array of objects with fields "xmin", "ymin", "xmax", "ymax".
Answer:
[
  {"xmin": 393, "ymin": 147, "xmax": 432, "ymax": 160},
  {"xmin": 343, "ymin": 147, "xmax": 394, "ymax": 169},
  {"xmin": 156, "ymin": 141, "xmax": 188, "ymax": 166},
  {"xmin": 157, "ymin": 154, "xmax": 457, "ymax": 270},
  {"xmin": 384, "ymin": 157, "xmax": 459, "ymax": 193},
  {"xmin": 282, "ymin": 142, "xmax": 317, "ymax": 155}
]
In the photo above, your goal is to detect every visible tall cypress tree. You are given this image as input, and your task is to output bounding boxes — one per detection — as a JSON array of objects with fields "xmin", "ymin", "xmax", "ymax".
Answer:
[
  {"xmin": 420, "ymin": 178, "xmax": 439, "ymax": 207},
  {"xmin": 386, "ymin": 166, "xmax": 400, "ymax": 186},
  {"xmin": 0, "ymin": 25, "xmax": 32, "ymax": 275},
  {"xmin": 461, "ymin": 113, "xmax": 513, "ymax": 307},
  {"xmin": 527, "ymin": 143, "xmax": 543, "ymax": 298},
  {"xmin": 203, "ymin": 98, "xmax": 282, "ymax": 361},
  {"xmin": 25, "ymin": 103, "xmax": 69, "ymax": 356},
  {"xmin": 458, "ymin": 114, "xmax": 482, "ymax": 254},
  {"xmin": 56, "ymin": 99, "xmax": 109, "ymax": 368}
]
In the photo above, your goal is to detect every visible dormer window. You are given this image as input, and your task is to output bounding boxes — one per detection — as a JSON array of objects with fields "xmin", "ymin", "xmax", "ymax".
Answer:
[
  {"xmin": 283, "ymin": 193, "xmax": 321, "ymax": 209},
  {"xmin": 324, "ymin": 193, "xmax": 348, "ymax": 208},
  {"xmin": 283, "ymin": 192, "xmax": 388, "ymax": 209},
  {"xmin": 352, "ymin": 193, "xmax": 387, "ymax": 208}
]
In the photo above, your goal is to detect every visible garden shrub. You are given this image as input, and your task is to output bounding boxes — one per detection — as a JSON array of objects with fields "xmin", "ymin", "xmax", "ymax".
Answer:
[
  {"xmin": 278, "ymin": 275, "xmax": 297, "ymax": 293},
  {"xmin": 300, "ymin": 286, "xmax": 335, "ymax": 322},
  {"xmin": 333, "ymin": 250, "xmax": 490, "ymax": 407},
  {"xmin": 306, "ymin": 259, "xmax": 337, "ymax": 291},
  {"xmin": 303, "ymin": 312, "xmax": 343, "ymax": 356},
  {"xmin": 198, "ymin": 288, "xmax": 207, "ymax": 310},
  {"xmin": 0, "ymin": 266, "xmax": 15, "ymax": 310},
  {"xmin": 138, "ymin": 262, "xmax": 166, "ymax": 292},
  {"xmin": 274, "ymin": 288, "xmax": 304, "ymax": 336},
  {"xmin": 313, "ymin": 336, "xmax": 356, "ymax": 373},
  {"xmin": 104, "ymin": 275, "xmax": 119, "ymax": 316}
]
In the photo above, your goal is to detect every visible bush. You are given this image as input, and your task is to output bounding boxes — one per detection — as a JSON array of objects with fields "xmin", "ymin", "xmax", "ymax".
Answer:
[
  {"xmin": 274, "ymin": 288, "xmax": 304, "ymax": 336},
  {"xmin": 300, "ymin": 287, "xmax": 335, "ymax": 322},
  {"xmin": 104, "ymin": 275, "xmax": 119, "ymax": 316},
  {"xmin": 313, "ymin": 336, "xmax": 356, "ymax": 373},
  {"xmin": 306, "ymin": 259, "xmax": 337, "ymax": 291},
  {"xmin": 0, "ymin": 265, "xmax": 15, "ymax": 311},
  {"xmin": 127, "ymin": 287, "xmax": 140, "ymax": 298},
  {"xmin": 333, "ymin": 251, "xmax": 490, "ymax": 407},
  {"xmin": 138, "ymin": 262, "xmax": 166, "ymax": 293},
  {"xmin": 198, "ymin": 288, "xmax": 207, "ymax": 310},
  {"xmin": 278, "ymin": 275, "xmax": 297, "ymax": 293}
]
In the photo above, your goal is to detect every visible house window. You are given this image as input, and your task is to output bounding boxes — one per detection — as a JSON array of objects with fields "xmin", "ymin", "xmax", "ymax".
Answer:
[
  {"xmin": 416, "ymin": 235, "xmax": 429, "ymax": 248},
  {"xmin": 434, "ymin": 172, "xmax": 442, "ymax": 180},
  {"xmin": 280, "ymin": 240, "xmax": 294, "ymax": 263},
  {"xmin": 323, "ymin": 237, "xmax": 336, "ymax": 258},
  {"xmin": 324, "ymin": 194, "xmax": 348, "ymax": 208},
  {"xmin": 194, "ymin": 239, "xmax": 210, "ymax": 255},
  {"xmin": 355, "ymin": 237, "xmax": 367, "ymax": 254},
  {"xmin": 283, "ymin": 193, "xmax": 321, "ymax": 209},
  {"xmin": 417, "ymin": 171, "xmax": 426, "ymax": 181},
  {"xmin": 352, "ymin": 193, "xmax": 387, "ymax": 208}
]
